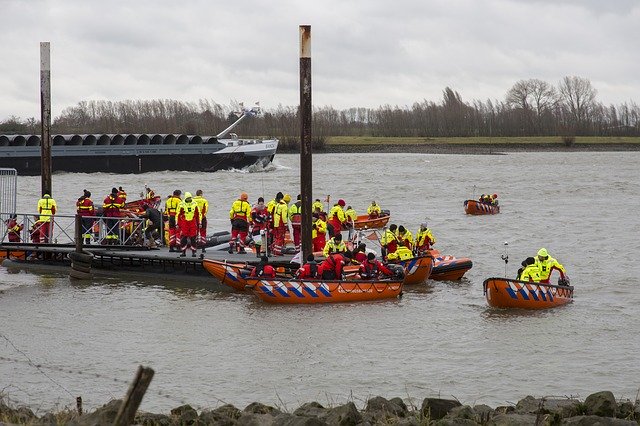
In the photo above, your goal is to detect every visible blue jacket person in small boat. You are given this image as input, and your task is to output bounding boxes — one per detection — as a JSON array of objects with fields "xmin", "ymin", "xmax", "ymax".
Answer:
[{"xmin": 535, "ymin": 248, "xmax": 568, "ymax": 284}]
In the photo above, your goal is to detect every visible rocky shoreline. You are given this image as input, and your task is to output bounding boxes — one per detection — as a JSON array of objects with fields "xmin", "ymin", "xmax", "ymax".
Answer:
[
  {"xmin": 2, "ymin": 391, "xmax": 639, "ymax": 425},
  {"xmin": 279, "ymin": 143, "xmax": 640, "ymax": 155}
]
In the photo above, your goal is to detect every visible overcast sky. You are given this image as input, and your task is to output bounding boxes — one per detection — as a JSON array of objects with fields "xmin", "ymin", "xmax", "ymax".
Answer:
[{"xmin": 1, "ymin": 0, "xmax": 639, "ymax": 121}]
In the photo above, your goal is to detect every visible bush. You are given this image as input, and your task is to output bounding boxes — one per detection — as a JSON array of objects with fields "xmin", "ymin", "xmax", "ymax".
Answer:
[{"xmin": 562, "ymin": 135, "xmax": 575, "ymax": 147}]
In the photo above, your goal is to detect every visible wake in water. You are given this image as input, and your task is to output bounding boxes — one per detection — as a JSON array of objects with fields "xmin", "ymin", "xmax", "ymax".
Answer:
[{"xmin": 223, "ymin": 159, "xmax": 289, "ymax": 174}]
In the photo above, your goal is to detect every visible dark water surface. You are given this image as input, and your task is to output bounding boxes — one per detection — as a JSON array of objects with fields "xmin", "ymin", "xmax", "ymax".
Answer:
[{"xmin": 1, "ymin": 152, "xmax": 639, "ymax": 413}]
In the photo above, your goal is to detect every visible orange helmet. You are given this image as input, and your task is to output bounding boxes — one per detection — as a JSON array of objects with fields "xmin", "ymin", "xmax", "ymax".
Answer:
[
  {"xmin": 240, "ymin": 192, "xmax": 248, "ymax": 201},
  {"xmin": 493, "ymin": 193, "xmax": 498, "ymax": 198}
]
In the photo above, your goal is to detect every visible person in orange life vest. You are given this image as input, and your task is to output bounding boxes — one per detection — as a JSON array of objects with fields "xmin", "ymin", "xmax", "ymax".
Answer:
[
  {"xmin": 76, "ymin": 189, "xmax": 95, "ymax": 245},
  {"xmin": 250, "ymin": 256, "xmax": 276, "ymax": 278},
  {"xmin": 271, "ymin": 194, "xmax": 289, "ymax": 256},
  {"xmin": 102, "ymin": 188, "xmax": 125, "ymax": 244},
  {"xmin": 327, "ymin": 199, "xmax": 346, "ymax": 237},
  {"xmin": 359, "ymin": 252, "xmax": 394, "ymax": 279},
  {"xmin": 229, "ymin": 192, "xmax": 252, "ymax": 254},
  {"xmin": 192, "ymin": 189, "xmax": 209, "ymax": 254},
  {"xmin": 351, "ymin": 243, "xmax": 368, "ymax": 264},
  {"xmin": 289, "ymin": 194, "xmax": 303, "ymax": 252},
  {"xmin": 37, "ymin": 193, "xmax": 57, "ymax": 243},
  {"xmin": 5, "ymin": 214, "xmax": 24, "ymax": 243},
  {"xmin": 380, "ymin": 224, "xmax": 399, "ymax": 259},
  {"xmin": 251, "ymin": 197, "xmax": 269, "ymax": 258},
  {"xmin": 295, "ymin": 254, "xmax": 319, "ymax": 279},
  {"xmin": 311, "ymin": 211, "xmax": 328, "ymax": 253},
  {"xmin": 164, "ymin": 190, "xmax": 182, "ymax": 252},
  {"xmin": 318, "ymin": 251, "xmax": 352, "ymax": 280},
  {"xmin": 177, "ymin": 192, "xmax": 200, "ymax": 257},
  {"xmin": 117, "ymin": 186, "xmax": 127, "ymax": 203}
]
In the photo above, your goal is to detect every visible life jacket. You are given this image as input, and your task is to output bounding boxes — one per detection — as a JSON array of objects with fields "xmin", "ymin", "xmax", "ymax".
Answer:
[
  {"xmin": 76, "ymin": 197, "xmax": 94, "ymax": 216},
  {"xmin": 179, "ymin": 200, "xmax": 199, "ymax": 221},
  {"xmin": 37, "ymin": 196, "xmax": 57, "ymax": 222},
  {"xmin": 387, "ymin": 245, "xmax": 414, "ymax": 261},
  {"xmin": 165, "ymin": 196, "xmax": 182, "ymax": 217},
  {"xmin": 193, "ymin": 196, "xmax": 208, "ymax": 217},
  {"xmin": 289, "ymin": 202, "xmax": 302, "ymax": 226},
  {"xmin": 273, "ymin": 201, "xmax": 288, "ymax": 228},
  {"xmin": 230, "ymin": 200, "xmax": 251, "ymax": 221},
  {"xmin": 251, "ymin": 207, "xmax": 269, "ymax": 231}
]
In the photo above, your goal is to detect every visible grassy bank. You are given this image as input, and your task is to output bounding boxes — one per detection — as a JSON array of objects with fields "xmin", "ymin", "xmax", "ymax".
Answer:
[{"xmin": 325, "ymin": 136, "xmax": 640, "ymax": 145}]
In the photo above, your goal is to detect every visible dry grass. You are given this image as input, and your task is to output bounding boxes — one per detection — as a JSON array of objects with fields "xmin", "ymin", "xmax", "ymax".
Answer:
[{"xmin": 326, "ymin": 136, "xmax": 640, "ymax": 145}]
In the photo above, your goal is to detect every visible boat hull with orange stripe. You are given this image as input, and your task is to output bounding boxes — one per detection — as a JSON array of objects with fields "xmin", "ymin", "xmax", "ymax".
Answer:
[
  {"xmin": 389, "ymin": 255, "xmax": 433, "ymax": 285},
  {"xmin": 246, "ymin": 278, "xmax": 403, "ymax": 303},
  {"xmin": 427, "ymin": 249, "xmax": 472, "ymax": 280},
  {"xmin": 202, "ymin": 259, "xmax": 255, "ymax": 291},
  {"xmin": 483, "ymin": 277, "xmax": 574, "ymax": 309},
  {"xmin": 464, "ymin": 199, "xmax": 500, "ymax": 215}
]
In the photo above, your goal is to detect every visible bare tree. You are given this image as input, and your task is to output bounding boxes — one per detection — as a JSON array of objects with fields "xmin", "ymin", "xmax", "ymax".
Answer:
[{"xmin": 558, "ymin": 76, "xmax": 597, "ymax": 133}]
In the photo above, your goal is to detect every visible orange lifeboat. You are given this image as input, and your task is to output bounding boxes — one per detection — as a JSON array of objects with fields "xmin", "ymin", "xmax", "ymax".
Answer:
[
  {"xmin": 483, "ymin": 277, "xmax": 574, "ymax": 309},
  {"xmin": 388, "ymin": 255, "xmax": 433, "ymax": 285},
  {"xmin": 122, "ymin": 196, "xmax": 162, "ymax": 215},
  {"xmin": 464, "ymin": 199, "xmax": 500, "ymax": 215},
  {"xmin": 202, "ymin": 259, "xmax": 256, "ymax": 291},
  {"xmin": 344, "ymin": 214, "xmax": 391, "ymax": 230},
  {"xmin": 246, "ymin": 278, "xmax": 403, "ymax": 304},
  {"xmin": 427, "ymin": 249, "xmax": 473, "ymax": 280}
]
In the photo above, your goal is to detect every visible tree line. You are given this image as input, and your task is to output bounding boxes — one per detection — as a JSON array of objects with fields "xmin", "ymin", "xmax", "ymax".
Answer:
[{"xmin": 1, "ymin": 76, "xmax": 638, "ymax": 140}]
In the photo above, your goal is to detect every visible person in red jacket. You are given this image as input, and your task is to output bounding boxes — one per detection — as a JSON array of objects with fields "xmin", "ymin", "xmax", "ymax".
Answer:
[
  {"xmin": 76, "ymin": 189, "xmax": 95, "ymax": 245},
  {"xmin": 318, "ymin": 251, "xmax": 352, "ymax": 280},
  {"xmin": 295, "ymin": 254, "xmax": 319, "ymax": 279},
  {"xmin": 5, "ymin": 214, "xmax": 23, "ymax": 242},
  {"xmin": 359, "ymin": 252, "xmax": 394, "ymax": 279},
  {"xmin": 250, "ymin": 256, "xmax": 276, "ymax": 278},
  {"xmin": 250, "ymin": 197, "xmax": 270, "ymax": 258},
  {"xmin": 177, "ymin": 192, "xmax": 200, "ymax": 257},
  {"xmin": 102, "ymin": 187, "xmax": 125, "ymax": 244}
]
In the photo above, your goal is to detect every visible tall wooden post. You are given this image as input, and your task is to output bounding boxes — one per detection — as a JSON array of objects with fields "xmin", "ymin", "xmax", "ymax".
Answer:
[
  {"xmin": 40, "ymin": 42, "xmax": 52, "ymax": 196},
  {"xmin": 299, "ymin": 25, "xmax": 313, "ymax": 261}
]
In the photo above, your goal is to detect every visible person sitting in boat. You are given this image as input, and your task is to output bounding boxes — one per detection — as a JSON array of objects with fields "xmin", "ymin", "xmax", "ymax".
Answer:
[
  {"xmin": 295, "ymin": 254, "xmax": 318, "ymax": 279},
  {"xmin": 517, "ymin": 257, "xmax": 541, "ymax": 282},
  {"xmin": 312, "ymin": 198, "xmax": 325, "ymax": 214},
  {"xmin": 344, "ymin": 205, "xmax": 357, "ymax": 228},
  {"xmin": 5, "ymin": 214, "xmax": 24, "ymax": 243},
  {"xmin": 380, "ymin": 224, "xmax": 399, "ymax": 259},
  {"xmin": 415, "ymin": 222, "xmax": 436, "ymax": 254},
  {"xmin": 396, "ymin": 225, "xmax": 414, "ymax": 250},
  {"xmin": 387, "ymin": 244, "xmax": 414, "ymax": 261},
  {"xmin": 323, "ymin": 232, "xmax": 347, "ymax": 257},
  {"xmin": 359, "ymin": 252, "xmax": 394, "ymax": 279},
  {"xmin": 250, "ymin": 256, "xmax": 276, "ymax": 278},
  {"xmin": 144, "ymin": 184, "xmax": 155, "ymax": 200},
  {"xmin": 327, "ymin": 199, "xmax": 347, "ymax": 237},
  {"xmin": 318, "ymin": 251, "xmax": 352, "ymax": 280},
  {"xmin": 367, "ymin": 201, "xmax": 381, "ymax": 219},
  {"xmin": 312, "ymin": 212, "xmax": 328, "ymax": 253},
  {"xmin": 351, "ymin": 243, "xmax": 368, "ymax": 263},
  {"xmin": 535, "ymin": 248, "xmax": 568, "ymax": 284},
  {"xmin": 490, "ymin": 193, "xmax": 499, "ymax": 206}
]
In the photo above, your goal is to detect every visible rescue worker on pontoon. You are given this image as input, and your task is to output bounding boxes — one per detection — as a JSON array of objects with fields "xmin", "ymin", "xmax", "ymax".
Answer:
[
  {"xmin": 387, "ymin": 244, "xmax": 415, "ymax": 261},
  {"xmin": 344, "ymin": 205, "xmax": 357, "ymax": 228},
  {"xmin": 312, "ymin": 210, "xmax": 328, "ymax": 253},
  {"xmin": 312, "ymin": 198, "xmax": 325, "ymax": 215},
  {"xmin": 117, "ymin": 186, "xmax": 127, "ymax": 203},
  {"xmin": 164, "ymin": 190, "xmax": 182, "ymax": 252},
  {"xmin": 266, "ymin": 192, "xmax": 283, "ymax": 249},
  {"xmin": 359, "ymin": 252, "xmax": 394, "ymax": 279},
  {"xmin": 229, "ymin": 192, "xmax": 252, "ymax": 254},
  {"xmin": 5, "ymin": 214, "xmax": 23, "ymax": 243},
  {"xmin": 250, "ymin": 197, "xmax": 269, "ymax": 258},
  {"xmin": 396, "ymin": 225, "xmax": 414, "ymax": 250},
  {"xmin": 271, "ymin": 194, "xmax": 289, "ymax": 256},
  {"xmin": 327, "ymin": 199, "xmax": 346, "ymax": 237},
  {"xmin": 380, "ymin": 224, "xmax": 399, "ymax": 259},
  {"xmin": 193, "ymin": 189, "xmax": 209, "ymax": 254},
  {"xmin": 289, "ymin": 194, "xmax": 302, "ymax": 253},
  {"xmin": 76, "ymin": 189, "xmax": 95, "ymax": 245},
  {"xmin": 415, "ymin": 222, "xmax": 436, "ymax": 254},
  {"xmin": 323, "ymin": 232, "xmax": 348, "ymax": 257},
  {"xmin": 367, "ymin": 201, "xmax": 381, "ymax": 219},
  {"xmin": 177, "ymin": 192, "xmax": 200, "ymax": 257},
  {"xmin": 37, "ymin": 193, "xmax": 57, "ymax": 243},
  {"xmin": 102, "ymin": 188, "xmax": 124, "ymax": 244},
  {"xmin": 517, "ymin": 257, "xmax": 540, "ymax": 282},
  {"xmin": 535, "ymin": 248, "xmax": 568, "ymax": 284},
  {"xmin": 295, "ymin": 254, "xmax": 319, "ymax": 279}
]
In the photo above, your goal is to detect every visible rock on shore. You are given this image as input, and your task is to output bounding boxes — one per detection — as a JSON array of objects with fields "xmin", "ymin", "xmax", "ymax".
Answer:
[{"xmin": 1, "ymin": 391, "xmax": 639, "ymax": 425}]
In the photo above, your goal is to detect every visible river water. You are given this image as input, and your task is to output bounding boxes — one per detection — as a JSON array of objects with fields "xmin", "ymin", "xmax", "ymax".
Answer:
[{"xmin": 1, "ymin": 152, "xmax": 639, "ymax": 413}]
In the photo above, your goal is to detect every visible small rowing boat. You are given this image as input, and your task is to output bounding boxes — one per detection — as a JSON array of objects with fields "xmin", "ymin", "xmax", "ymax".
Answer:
[
  {"xmin": 345, "ymin": 213, "xmax": 391, "ymax": 230},
  {"xmin": 464, "ymin": 199, "xmax": 500, "ymax": 215},
  {"xmin": 427, "ymin": 249, "xmax": 473, "ymax": 280},
  {"xmin": 246, "ymin": 277, "xmax": 403, "ymax": 304},
  {"xmin": 483, "ymin": 277, "xmax": 574, "ymax": 309}
]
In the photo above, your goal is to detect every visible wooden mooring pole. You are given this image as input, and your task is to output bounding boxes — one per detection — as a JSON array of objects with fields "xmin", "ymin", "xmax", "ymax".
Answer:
[
  {"xmin": 299, "ymin": 25, "xmax": 313, "ymax": 261},
  {"xmin": 40, "ymin": 42, "xmax": 52, "ymax": 197},
  {"xmin": 113, "ymin": 365, "xmax": 155, "ymax": 426}
]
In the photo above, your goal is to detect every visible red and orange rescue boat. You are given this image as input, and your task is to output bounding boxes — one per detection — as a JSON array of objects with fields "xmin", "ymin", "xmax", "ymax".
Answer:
[
  {"xmin": 389, "ymin": 255, "xmax": 433, "ymax": 285},
  {"xmin": 346, "ymin": 214, "xmax": 391, "ymax": 230},
  {"xmin": 464, "ymin": 199, "xmax": 500, "ymax": 215},
  {"xmin": 202, "ymin": 259, "xmax": 255, "ymax": 291},
  {"xmin": 483, "ymin": 277, "xmax": 574, "ymax": 309},
  {"xmin": 427, "ymin": 249, "xmax": 473, "ymax": 280},
  {"xmin": 246, "ymin": 277, "xmax": 403, "ymax": 304},
  {"xmin": 123, "ymin": 196, "xmax": 162, "ymax": 215}
]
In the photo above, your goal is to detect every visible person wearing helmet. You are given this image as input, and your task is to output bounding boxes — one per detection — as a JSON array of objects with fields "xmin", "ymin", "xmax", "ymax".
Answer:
[
  {"xmin": 490, "ymin": 193, "xmax": 499, "ymax": 206},
  {"xmin": 327, "ymin": 199, "xmax": 346, "ymax": 238},
  {"xmin": 415, "ymin": 222, "xmax": 436, "ymax": 254},
  {"xmin": 176, "ymin": 192, "xmax": 200, "ymax": 257},
  {"xmin": 229, "ymin": 192, "xmax": 252, "ymax": 254},
  {"xmin": 396, "ymin": 225, "xmax": 414, "ymax": 250},
  {"xmin": 534, "ymin": 248, "xmax": 567, "ymax": 284},
  {"xmin": 271, "ymin": 193, "xmax": 289, "ymax": 256},
  {"xmin": 164, "ymin": 190, "xmax": 182, "ymax": 251},
  {"xmin": 367, "ymin": 201, "xmax": 381, "ymax": 219}
]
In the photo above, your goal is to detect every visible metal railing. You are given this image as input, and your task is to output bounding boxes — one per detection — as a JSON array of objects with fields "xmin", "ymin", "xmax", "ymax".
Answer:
[{"xmin": 0, "ymin": 212, "xmax": 148, "ymax": 246}]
